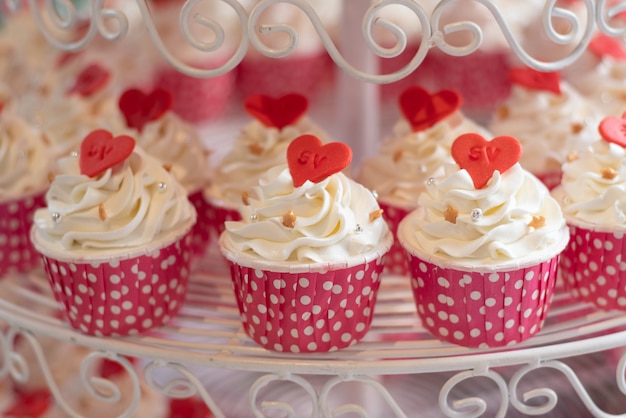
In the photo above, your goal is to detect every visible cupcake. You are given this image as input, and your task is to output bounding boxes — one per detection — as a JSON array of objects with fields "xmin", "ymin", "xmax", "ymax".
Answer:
[
  {"xmin": 118, "ymin": 87, "xmax": 212, "ymax": 257},
  {"xmin": 358, "ymin": 86, "xmax": 490, "ymax": 275},
  {"xmin": 489, "ymin": 66, "xmax": 601, "ymax": 190},
  {"xmin": 553, "ymin": 113, "xmax": 626, "ymax": 311},
  {"xmin": 219, "ymin": 134, "xmax": 392, "ymax": 353},
  {"xmin": 0, "ymin": 105, "xmax": 52, "ymax": 276},
  {"xmin": 204, "ymin": 93, "xmax": 327, "ymax": 241},
  {"xmin": 398, "ymin": 133, "xmax": 569, "ymax": 348},
  {"xmin": 31, "ymin": 129, "xmax": 197, "ymax": 336}
]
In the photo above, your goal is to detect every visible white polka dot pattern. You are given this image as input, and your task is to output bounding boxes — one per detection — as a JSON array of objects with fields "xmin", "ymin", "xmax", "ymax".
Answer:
[
  {"xmin": 203, "ymin": 199, "xmax": 241, "ymax": 244},
  {"xmin": 560, "ymin": 224, "xmax": 626, "ymax": 311},
  {"xmin": 378, "ymin": 201, "xmax": 410, "ymax": 276},
  {"xmin": 188, "ymin": 191, "xmax": 211, "ymax": 258},
  {"xmin": 228, "ymin": 257, "xmax": 385, "ymax": 353},
  {"xmin": 41, "ymin": 232, "xmax": 193, "ymax": 336},
  {"xmin": 0, "ymin": 193, "xmax": 46, "ymax": 276},
  {"xmin": 407, "ymin": 254, "xmax": 560, "ymax": 348}
]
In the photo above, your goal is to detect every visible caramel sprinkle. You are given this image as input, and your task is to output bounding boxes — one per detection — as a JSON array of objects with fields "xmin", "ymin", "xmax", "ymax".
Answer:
[
  {"xmin": 602, "ymin": 167, "xmax": 618, "ymax": 180},
  {"xmin": 242, "ymin": 191, "xmax": 250, "ymax": 206},
  {"xmin": 566, "ymin": 151, "xmax": 579, "ymax": 162},
  {"xmin": 570, "ymin": 122, "xmax": 584, "ymax": 134},
  {"xmin": 98, "ymin": 203, "xmax": 107, "ymax": 221},
  {"xmin": 282, "ymin": 210, "xmax": 296, "ymax": 228},
  {"xmin": 248, "ymin": 143, "xmax": 264, "ymax": 155},
  {"xmin": 41, "ymin": 133, "xmax": 51, "ymax": 145},
  {"xmin": 369, "ymin": 209, "xmax": 384, "ymax": 222},
  {"xmin": 528, "ymin": 215, "xmax": 545, "ymax": 229},
  {"xmin": 163, "ymin": 163, "xmax": 172, "ymax": 172},
  {"xmin": 48, "ymin": 172, "xmax": 55, "ymax": 183},
  {"xmin": 393, "ymin": 149, "xmax": 403, "ymax": 163},
  {"xmin": 443, "ymin": 205, "xmax": 458, "ymax": 224},
  {"xmin": 497, "ymin": 106, "xmax": 509, "ymax": 119}
]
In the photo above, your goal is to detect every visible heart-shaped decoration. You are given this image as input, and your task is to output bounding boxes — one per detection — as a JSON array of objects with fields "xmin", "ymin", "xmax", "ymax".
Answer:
[
  {"xmin": 508, "ymin": 67, "xmax": 561, "ymax": 95},
  {"xmin": 67, "ymin": 63, "xmax": 111, "ymax": 97},
  {"xmin": 599, "ymin": 112, "xmax": 626, "ymax": 147},
  {"xmin": 451, "ymin": 133, "xmax": 522, "ymax": 189},
  {"xmin": 589, "ymin": 34, "xmax": 626, "ymax": 60},
  {"xmin": 287, "ymin": 134, "xmax": 352, "ymax": 187},
  {"xmin": 118, "ymin": 88, "xmax": 173, "ymax": 132},
  {"xmin": 2, "ymin": 389, "xmax": 51, "ymax": 418},
  {"xmin": 79, "ymin": 129, "xmax": 136, "ymax": 178},
  {"xmin": 244, "ymin": 93, "xmax": 308, "ymax": 130},
  {"xmin": 398, "ymin": 86, "xmax": 462, "ymax": 132}
]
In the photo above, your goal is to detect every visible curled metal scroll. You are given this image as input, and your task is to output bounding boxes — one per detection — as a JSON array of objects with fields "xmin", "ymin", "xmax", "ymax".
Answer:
[
  {"xmin": 143, "ymin": 360, "xmax": 225, "ymax": 418},
  {"xmin": 597, "ymin": 0, "xmax": 626, "ymax": 38},
  {"xmin": 249, "ymin": 372, "xmax": 319, "ymax": 418},
  {"xmin": 509, "ymin": 359, "xmax": 626, "ymax": 417},
  {"xmin": 319, "ymin": 374, "xmax": 407, "ymax": 418},
  {"xmin": 439, "ymin": 368, "xmax": 508, "ymax": 418},
  {"xmin": 430, "ymin": 0, "xmax": 596, "ymax": 72}
]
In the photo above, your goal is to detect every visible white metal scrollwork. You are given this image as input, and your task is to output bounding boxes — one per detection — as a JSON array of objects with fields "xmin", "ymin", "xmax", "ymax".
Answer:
[
  {"xmin": 249, "ymin": 372, "xmax": 319, "ymax": 418},
  {"xmin": 439, "ymin": 368, "xmax": 508, "ymax": 418}
]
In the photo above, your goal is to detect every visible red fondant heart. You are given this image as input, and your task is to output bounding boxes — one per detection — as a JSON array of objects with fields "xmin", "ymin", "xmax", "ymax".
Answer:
[
  {"xmin": 2, "ymin": 389, "xmax": 51, "ymax": 418},
  {"xmin": 244, "ymin": 93, "xmax": 308, "ymax": 130},
  {"xmin": 67, "ymin": 63, "xmax": 111, "ymax": 97},
  {"xmin": 508, "ymin": 67, "xmax": 561, "ymax": 95},
  {"xmin": 398, "ymin": 86, "xmax": 462, "ymax": 132},
  {"xmin": 589, "ymin": 34, "xmax": 626, "ymax": 60},
  {"xmin": 169, "ymin": 397, "xmax": 213, "ymax": 418},
  {"xmin": 599, "ymin": 112, "xmax": 626, "ymax": 147},
  {"xmin": 287, "ymin": 134, "xmax": 351, "ymax": 187},
  {"xmin": 79, "ymin": 129, "xmax": 136, "ymax": 177},
  {"xmin": 451, "ymin": 133, "xmax": 522, "ymax": 189},
  {"xmin": 119, "ymin": 88, "xmax": 173, "ymax": 132}
]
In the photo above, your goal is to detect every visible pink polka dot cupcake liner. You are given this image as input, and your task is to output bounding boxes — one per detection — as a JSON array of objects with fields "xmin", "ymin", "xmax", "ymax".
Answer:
[
  {"xmin": 378, "ymin": 201, "xmax": 411, "ymax": 276},
  {"xmin": 203, "ymin": 195, "xmax": 241, "ymax": 243},
  {"xmin": 220, "ymin": 232, "xmax": 393, "ymax": 353},
  {"xmin": 0, "ymin": 192, "xmax": 46, "ymax": 277},
  {"xmin": 188, "ymin": 190, "xmax": 211, "ymax": 258},
  {"xmin": 535, "ymin": 170, "xmax": 563, "ymax": 191},
  {"xmin": 560, "ymin": 224, "xmax": 626, "ymax": 311},
  {"xmin": 32, "ymin": 227, "xmax": 194, "ymax": 337},
  {"xmin": 406, "ymin": 255, "xmax": 561, "ymax": 348}
]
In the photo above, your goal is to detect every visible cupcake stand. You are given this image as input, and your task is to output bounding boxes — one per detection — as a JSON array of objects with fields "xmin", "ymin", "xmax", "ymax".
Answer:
[{"xmin": 2, "ymin": 1, "xmax": 626, "ymax": 417}]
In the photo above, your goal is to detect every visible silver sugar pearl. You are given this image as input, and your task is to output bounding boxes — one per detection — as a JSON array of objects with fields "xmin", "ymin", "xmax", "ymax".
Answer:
[
  {"xmin": 355, "ymin": 224, "xmax": 363, "ymax": 233},
  {"xmin": 157, "ymin": 182, "xmax": 167, "ymax": 191},
  {"xmin": 371, "ymin": 190, "xmax": 379, "ymax": 200},
  {"xmin": 250, "ymin": 213, "xmax": 258, "ymax": 222},
  {"xmin": 419, "ymin": 165, "xmax": 428, "ymax": 174},
  {"xmin": 70, "ymin": 151, "xmax": 78, "ymax": 158},
  {"xmin": 426, "ymin": 177, "xmax": 436, "ymax": 186},
  {"xmin": 51, "ymin": 212, "xmax": 62, "ymax": 223},
  {"xmin": 562, "ymin": 196, "xmax": 570, "ymax": 205},
  {"xmin": 470, "ymin": 208, "xmax": 483, "ymax": 222}
]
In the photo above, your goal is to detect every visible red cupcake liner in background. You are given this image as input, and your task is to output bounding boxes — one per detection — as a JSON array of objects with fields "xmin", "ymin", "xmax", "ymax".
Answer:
[
  {"xmin": 236, "ymin": 51, "xmax": 333, "ymax": 99},
  {"xmin": 535, "ymin": 170, "xmax": 563, "ymax": 191},
  {"xmin": 427, "ymin": 49, "xmax": 512, "ymax": 122},
  {"xmin": 227, "ymin": 256, "xmax": 386, "ymax": 353},
  {"xmin": 188, "ymin": 190, "xmax": 211, "ymax": 258},
  {"xmin": 406, "ymin": 254, "xmax": 560, "ymax": 348},
  {"xmin": 0, "ymin": 193, "xmax": 46, "ymax": 277},
  {"xmin": 203, "ymin": 197, "xmax": 241, "ymax": 244},
  {"xmin": 40, "ymin": 232, "xmax": 193, "ymax": 337},
  {"xmin": 155, "ymin": 63, "xmax": 235, "ymax": 124},
  {"xmin": 560, "ymin": 224, "xmax": 626, "ymax": 311},
  {"xmin": 378, "ymin": 201, "xmax": 411, "ymax": 276}
]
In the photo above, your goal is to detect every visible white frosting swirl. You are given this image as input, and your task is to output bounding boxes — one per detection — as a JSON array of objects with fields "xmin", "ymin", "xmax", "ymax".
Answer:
[
  {"xmin": 33, "ymin": 146, "xmax": 196, "ymax": 254},
  {"xmin": 129, "ymin": 112, "xmax": 210, "ymax": 192},
  {"xmin": 358, "ymin": 113, "xmax": 490, "ymax": 207},
  {"xmin": 558, "ymin": 140, "xmax": 626, "ymax": 227},
  {"xmin": 208, "ymin": 116, "xmax": 327, "ymax": 205},
  {"xmin": 222, "ymin": 165, "xmax": 388, "ymax": 263},
  {"xmin": 0, "ymin": 109, "xmax": 52, "ymax": 200},
  {"xmin": 403, "ymin": 163, "xmax": 567, "ymax": 266},
  {"xmin": 489, "ymin": 83, "xmax": 601, "ymax": 174}
]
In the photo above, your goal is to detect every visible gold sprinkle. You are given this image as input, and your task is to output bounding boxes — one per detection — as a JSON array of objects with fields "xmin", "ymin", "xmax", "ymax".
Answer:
[
  {"xmin": 41, "ymin": 133, "xmax": 51, "ymax": 145},
  {"xmin": 248, "ymin": 143, "xmax": 264, "ymax": 155},
  {"xmin": 443, "ymin": 205, "xmax": 458, "ymax": 224},
  {"xmin": 619, "ymin": 91, "xmax": 626, "ymax": 102},
  {"xmin": 369, "ymin": 209, "xmax": 384, "ymax": 222},
  {"xmin": 570, "ymin": 122, "xmax": 584, "ymax": 134},
  {"xmin": 566, "ymin": 151, "xmax": 579, "ymax": 162},
  {"xmin": 602, "ymin": 167, "xmax": 618, "ymax": 180},
  {"xmin": 48, "ymin": 172, "xmax": 55, "ymax": 183},
  {"xmin": 392, "ymin": 149, "xmax": 403, "ymax": 163},
  {"xmin": 528, "ymin": 215, "xmax": 545, "ymax": 229},
  {"xmin": 242, "ymin": 191, "xmax": 250, "ymax": 206},
  {"xmin": 98, "ymin": 203, "xmax": 107, "ymax": 221},
  {"xmin": 282, "ymin": 209, "xmax": 296, "ymax": 228},
  {"xmin": 497, "ymin": 106, "xmax": 509, "ymax": 119},
  {"xmin": 163, "ymin": 163, "xmax": 172, "ymax": 172}
]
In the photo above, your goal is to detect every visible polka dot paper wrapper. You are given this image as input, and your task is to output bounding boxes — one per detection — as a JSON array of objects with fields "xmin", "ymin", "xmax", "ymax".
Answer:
[
  {"xmin": 378, "ymin": 201, "xmax": 411, "ymax": 276},
  {"xmin": 202, "ymin": 195, "xmax": 242, "ymax": 244},
  {"xmin": 34, "ymin": 227, "xmax": 193, "ymax": 337},
  {"xmin": 220, "ymin": 232, "xmax": 393, "ymax": 353},
  {"xmin": 560, "ymin": 223, "xmax": 626, "ymax": 311},
  {"xmin": 0, "ymin": 192, "xmax": 46, "ymax": 277},
  {"xmin": 535, "ymin": 170, "xmax": 563, "ymax": 191},
  {"xmin": 188, "ymin": 190, "xmax": 211, "ymax": 258}
]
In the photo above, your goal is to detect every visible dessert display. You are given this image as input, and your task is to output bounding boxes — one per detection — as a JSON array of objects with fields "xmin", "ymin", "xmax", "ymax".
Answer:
[
  {"xmin": 31, "ymin": 130, "xmax": 197, "ymax": 336},
  {"xmin": 398, "ymin": 133, "xmax": 569, "ymax": 347},
  {"xmin": 358, "ymin": 85, "xmax": 491, "ymax": 275},
  {"xmin": 553, "ymin": 113, "xmax": 626, "ymax": 311},
  {"xmin": 489, "ymin": 66, "xmax": 601, "ymax": 190},
  {"xmin": 219, "ymin": 134, "xmax": 392, "ymax": 352}
]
